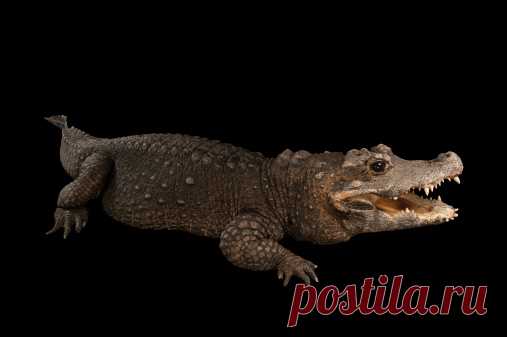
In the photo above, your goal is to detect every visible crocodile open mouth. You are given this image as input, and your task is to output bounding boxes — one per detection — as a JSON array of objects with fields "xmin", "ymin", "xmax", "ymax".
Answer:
[{"xmin": 345, "ymin": 174, "xmax": 461, "ymax": 223}]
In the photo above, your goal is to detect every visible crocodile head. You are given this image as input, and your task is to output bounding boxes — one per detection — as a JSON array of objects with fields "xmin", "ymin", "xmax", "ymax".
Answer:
[{"xmin": 328, "ymin": 144, "xmax": 463, "ymax": 235}]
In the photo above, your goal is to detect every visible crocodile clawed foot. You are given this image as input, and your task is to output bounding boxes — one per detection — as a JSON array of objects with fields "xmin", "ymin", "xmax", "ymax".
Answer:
[
  {"xmin": 277, "ymin": 254, "xmax": 319, "ymax": 287},
  {"xmin": 46, "ymin": 207, "xmax": 88, "ymax": 239}
]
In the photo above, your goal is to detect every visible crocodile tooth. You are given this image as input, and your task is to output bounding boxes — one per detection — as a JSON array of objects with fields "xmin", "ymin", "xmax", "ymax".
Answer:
[
  {"xmin": 453, "ymin": 176, "xmax": 461, "ymax": 184},
  {"xmin": 393, "ymin": 196, "xmax": 398, "ymax": 200},
  {"xmin": 447, "ymin": 177, "xmax": 451, "ymax": 182},
  {"xmin": 438, "ymin": 195, "xmax": 441, "ymax": 201},
  {"xmin": 424, "ymin": 187, "xmax": 430, "ymax": 196},
  {"xmin": 430, "ymin": 185, "xmax": 434, "ymax": 193}
]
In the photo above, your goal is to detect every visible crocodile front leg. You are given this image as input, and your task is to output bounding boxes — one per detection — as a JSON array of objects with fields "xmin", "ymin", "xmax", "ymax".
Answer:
[
  {"xmin": 47, "ymin": 152, "xmax": 113, "ymax": 238},
  {"xmin": 219, "ymin": 214, "xmax": 319, "ymax": 286}
]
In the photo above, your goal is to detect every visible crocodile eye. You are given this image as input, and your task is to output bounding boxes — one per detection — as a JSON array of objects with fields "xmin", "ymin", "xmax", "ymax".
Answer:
[{"xmin": 370, "ymin": 160, "xmax": 387, "ymax": 173}]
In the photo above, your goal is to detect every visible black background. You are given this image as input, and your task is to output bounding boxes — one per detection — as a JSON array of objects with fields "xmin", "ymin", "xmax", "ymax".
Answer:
[{"xmin": 4, "ymin": 7, "xmax": 501, "ymax": 335}]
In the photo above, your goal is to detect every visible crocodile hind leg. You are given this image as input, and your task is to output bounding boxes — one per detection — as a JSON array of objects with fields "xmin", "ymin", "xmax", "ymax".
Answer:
[
  {"xmin": 47, "ymin": 153, "xmax": 113, "ymax": 238},
  {"xmin": 219, "ymin": 213, "xmax": 319, "ymax": 286}
]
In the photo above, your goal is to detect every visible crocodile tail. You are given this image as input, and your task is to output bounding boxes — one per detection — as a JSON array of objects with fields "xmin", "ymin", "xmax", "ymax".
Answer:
[{"xmin": 45, "ymin": 115, "xmax": 68, "ymax": 129}]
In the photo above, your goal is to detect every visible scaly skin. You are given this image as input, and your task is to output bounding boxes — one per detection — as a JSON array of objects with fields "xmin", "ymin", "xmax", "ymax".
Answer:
[{"xmin": 46, "ymin": 115, "xmax": 463, "ymax": 286}]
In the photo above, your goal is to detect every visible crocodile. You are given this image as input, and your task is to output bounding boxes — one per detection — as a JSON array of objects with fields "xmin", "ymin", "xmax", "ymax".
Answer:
[{"xmin": 45, "ymin": 115, "xmax": 463, "ymax": 286}]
